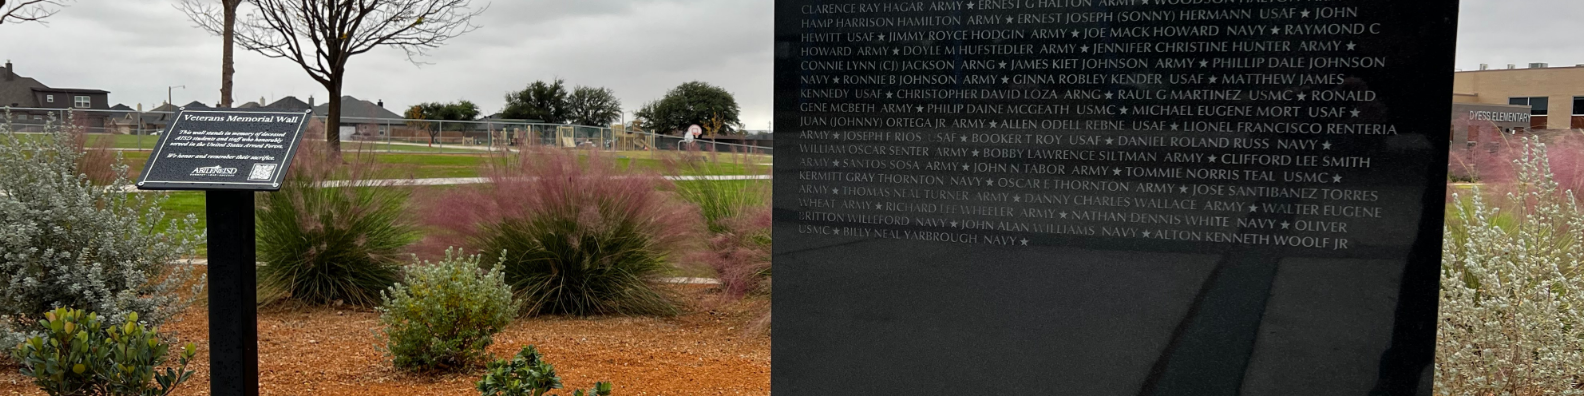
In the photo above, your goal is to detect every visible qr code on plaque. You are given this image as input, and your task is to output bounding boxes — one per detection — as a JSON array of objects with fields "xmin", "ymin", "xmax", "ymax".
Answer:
[{"xmin": 248, "ymin": 163, "xmax": 279, "ymax": 181}]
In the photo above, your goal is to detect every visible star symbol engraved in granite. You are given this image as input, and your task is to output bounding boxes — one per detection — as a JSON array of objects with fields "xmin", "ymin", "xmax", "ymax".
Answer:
[
  {"xmin": 951, "ymin": 221, "xmax": 960, "ymax": 228},
  {"xmin": 1119, "ymin": 107, "xmax": 1129, "ymax": 115},
  {"xmin": 1208, "ymin": 156, "xmax": 1218, "ymax": 163},
  {"xmin": 1141, "ymin": 0, "xmax": 1150, "ymax": 4},
  {"xmin": 1143, "ymin": 231, "xmax": 1152, "ymax": 238},
  {"xmin": 1347, "ymin": 42, "xmax": 1357, "ymax": 50},
  {"xmin": 1071, "ymin": 31, "xmax": 1080, "ymax": 38},
  {"xmin": 1322, "ymin": 141, "xmax": 1333, "ymax": 150},
  {"xmin": 1060, "ymin": 212, "xmax": 1069, "ymax": 219},
  {"xmin": 1298, "ymin": 93, "xmax": 1307, "ymax": 100},
  {"xmin": 985, "ymin": 178, "xmax": 996, "ymax": 185},
  {"xmin": 875, "ymin": 203, "xmax": 883, "ymax": 210},
  {"xmin": 990, "ymin": 121, "xmax": 999, "ymax": 127},
  {"xmin": 1002, "ymin": 77, "xmax": 1010, "ymax": 83},
  {"xmin": 1209, "ymin": 76, "xmax": 1219, "ymax": 83},
  {"xmin": 1249, "ymin": 205, "xmax": 1259, "ymax": 213},
  {"xmin": 1200, "ymin": 60, "xmax": 1209, "ymax": 67},
  {"xmin": 1021, "ymin": 239, "xmax": 1030, "ymax": 246},
  {"xmin": 1271, "ymin": 27, "xmax": 1282, "ymax": 34},
  {"xmin": 1171, "ymin": 123, "xmax": 1179, "ymax": 131},
  {"xmin": 1013, "ymin": 196, "xmax": 1022, "ymax": 202},
  {"xmin": 966, "ymin": 2, "xmax": 974, "ymax": 9},
  {"xmin": 973, "ymin": 150, "xmax": 982, "ymax": 156},
  {"xmin": 1333, "ymin": 175, "xmax": 1344, "ymax": 183},
  {"xmin": 1301, "ymin": 10, "xmax": 1311, "ymax": 17},
  {"xmin": 1105, "ymin": 137, "xmax": 1114, "ymax": 145},
  {"xmin": 1351, "ymin": 109, "xmax": 1361, "ymax": 117},
  {"xmin": 1113, "ymin": 168, "xmax": 1123, "ymax": 176},
  {"xmin": 887, "ymin": 92, "xmax": 894, "ymax": 98},
  {"xmin": 1281, "ymin": 221, "xmax": 1291, "ymax": 229},
  {"xmin": 893, "ymin": 49, "xmax": 900, "ymax": 55},
  {"xmin": 1081, "ymin": 45, "xmax": 1090, "ymax": 53},
  {"xmin": 832, "ymin": 189, "xmax": 841, "ymax": 195},
  {"xmin": 1006, "ymin": 17, "xmax": 1014, "ymax": 23},
  {"xmin": 1179, "ymin": 186, "xmax": 1189, "ymax": 193},
  {"xmin": 960, "ymin": 136, "xmax": 968, "ymax": 142},
  {"xmin": 1104, "ymin": 92, "xmax": 1114, "ymax": 99},
  {"xmin": 963, "ymin": 164, "xmax": 970, "ymax": 171},
  {"xmin": 999, "ymin": 61, "xmax": 1008, "ymax": 68},
  {"xmin": 917, "ymin": 106, "xmax": 925, "ymax": 112}
]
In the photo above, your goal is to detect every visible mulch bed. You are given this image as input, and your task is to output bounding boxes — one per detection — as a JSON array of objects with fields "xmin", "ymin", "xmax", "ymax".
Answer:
[{"xmin": 0, "ymin": 286, "xmax": 770, "ymax": 396}]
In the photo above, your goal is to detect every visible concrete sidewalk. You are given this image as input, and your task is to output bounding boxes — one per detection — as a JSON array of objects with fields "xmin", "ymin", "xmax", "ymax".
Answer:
[{"xmin": 180, "ymin": 259, "xmax": 719, "ymax": 285}]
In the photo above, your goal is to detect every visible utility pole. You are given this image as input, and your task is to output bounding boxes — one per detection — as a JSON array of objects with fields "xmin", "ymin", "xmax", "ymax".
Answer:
[{"xmin": 168, "ymin": 85, "xmax": 186, "ymax": 108}]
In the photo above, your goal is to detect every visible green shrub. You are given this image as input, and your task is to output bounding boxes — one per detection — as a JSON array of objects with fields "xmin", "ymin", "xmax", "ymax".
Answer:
[
  {"xmin": 256, "ymin": 143, "xmax": 417, "ymax": 306},
  {"xmin": 0, "ymin": 112, "xmax": 203, "ymax": 350},
  {"xmin": 476, "ymin": 345, "xmax": 612, "ymax": 396},
  {"xmin": 1439, "ymin": 139, "xmax": 1584, "ymax": 394},
  {"xmin": 426, "ymin": 150, "xmax": 700, "ymax": 316},
  {"xmin": 12, "ymin": 308, "xmax": 197, "ymax": 396},
  {"xmin": 379, "ymin": 249, "xmax": 518, "ymax": 372}
]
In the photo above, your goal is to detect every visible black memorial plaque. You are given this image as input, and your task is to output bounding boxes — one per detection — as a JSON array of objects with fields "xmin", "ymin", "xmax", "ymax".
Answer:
[
  {"xmin": 136, "ymin": 109, "xmax": 311, "ymax": 191},
  {"xmin": 773, "ymin": 1, "xmax": 1457, "ymax": 394}
]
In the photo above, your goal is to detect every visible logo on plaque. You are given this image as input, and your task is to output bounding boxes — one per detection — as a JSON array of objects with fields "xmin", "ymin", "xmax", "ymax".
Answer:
[
  {"xmin": 190, "ymin": 165, "xmax": 239, "ymax": 177},
  {"xmin": 247, "ymin": 163, "xmax": 279, "ymax": 181}
]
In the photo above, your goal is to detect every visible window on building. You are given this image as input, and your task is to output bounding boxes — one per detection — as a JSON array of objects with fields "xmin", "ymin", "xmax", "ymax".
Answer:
[
  {"xmin": 1574, "ymin": 97, "xmax": 1584, "ymax": 116},
  {"xmin": 45, "ymin": 95, "xmax": 54, "ymax": 103},
  {"xmin": 73, "ymin": 96, "xmax": 90, "ymax": 108},
  {"xmin": 1512, "ymin": 97, "xmax": 1550, "ymax": 115}
]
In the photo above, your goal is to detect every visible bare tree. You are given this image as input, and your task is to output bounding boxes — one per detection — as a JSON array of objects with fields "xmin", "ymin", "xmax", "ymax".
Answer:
[
  {"xmin": 186, "ymin": 0, "xmax": 485, "ymax": 154},
  {"xmin": 0, "ymin": 0, "xmax": 73, "ymax": 25},
  {"xmin": 175, "ymin": 0, "xmax": 243, "ymax": 108}
]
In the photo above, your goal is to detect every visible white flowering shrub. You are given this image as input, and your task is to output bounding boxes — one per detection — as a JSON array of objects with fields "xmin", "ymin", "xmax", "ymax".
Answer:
[
  {"xmin": 1439, "ymin": 139, "xmax": 1584, "ymax": 394},
  {"xmin": 0, "ymin": 111, "xmax": 204, "ymax": 351}
]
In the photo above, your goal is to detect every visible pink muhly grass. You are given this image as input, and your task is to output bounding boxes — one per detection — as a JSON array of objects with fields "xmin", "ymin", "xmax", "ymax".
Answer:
[
  {"xmin": 421, "ymin": 148, "xmax": 703, "ymax": 316},
  {"xmin": 255, "ymin": 140, "xmax": 418, "ymax": 306}
]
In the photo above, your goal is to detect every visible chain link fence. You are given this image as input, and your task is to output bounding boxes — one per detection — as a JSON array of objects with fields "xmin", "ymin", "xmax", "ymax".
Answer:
[{"xmin": 2, "ymin": 107, "xmax": 774, "ymax": 156}]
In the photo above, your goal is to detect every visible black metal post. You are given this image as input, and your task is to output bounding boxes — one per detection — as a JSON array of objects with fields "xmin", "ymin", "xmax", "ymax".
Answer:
[{"xmin": 206, "ymin": 190, "xmax": 258, "ymax": 396}]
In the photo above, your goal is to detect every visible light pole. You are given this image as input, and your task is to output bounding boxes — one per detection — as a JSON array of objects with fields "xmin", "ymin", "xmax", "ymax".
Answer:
[{"xmin": 167, "ymin": 85, "xmax": 186, "ymax": 109}]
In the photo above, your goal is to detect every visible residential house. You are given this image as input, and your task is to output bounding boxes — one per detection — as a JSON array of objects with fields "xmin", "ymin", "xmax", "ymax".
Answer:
[
  {"xmin": 312, "ymin": 96, "xmax": 401, "ymax": 140},
  {"xmin": 0, "ymin": 60, "xmax": 112, "ymax": 130}
]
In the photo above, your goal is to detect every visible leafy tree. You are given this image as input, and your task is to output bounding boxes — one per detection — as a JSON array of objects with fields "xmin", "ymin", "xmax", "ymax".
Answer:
[
  {"xmin": 189, "ymin": 0, "xmax": 487, "ymax": 155},
  {"xmin": 566, "ymin": 86, "xmax": 621, "ymax": 127},
  {"xmin": 634, "ymin": 81, "xmax": 742, "ymax": 135},
  {"xmin": 502, "ymin": 79, "xmax": 569, "ymax": 123},
  {"xmin": 0, "ymin": 0, "xmax": 73, "ymax": 25},
  {"xmin": 405, "ymin": 100, "xmax": 479, "ymax": 145}
]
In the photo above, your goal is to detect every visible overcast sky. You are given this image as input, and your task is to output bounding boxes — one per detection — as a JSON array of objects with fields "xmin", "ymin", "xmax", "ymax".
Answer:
[{"xmin": 0, "ymin": 0, "xmax": 1572, "ymax": 130}]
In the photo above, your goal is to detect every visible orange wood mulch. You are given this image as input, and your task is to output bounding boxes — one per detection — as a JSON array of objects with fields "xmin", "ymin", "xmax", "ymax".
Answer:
[{"xmin": 0, "ymin": 288, "xmax": 770, "ymax": 396}]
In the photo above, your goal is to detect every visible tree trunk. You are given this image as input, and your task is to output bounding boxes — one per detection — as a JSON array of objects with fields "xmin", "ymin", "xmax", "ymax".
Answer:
[
  {"xmin": 219, "ymin": 0, "xmax": 238, "ymax": 108},
  {"xmin": 326, "ymin": 83, "xmax": 342, "ymax": 156}
]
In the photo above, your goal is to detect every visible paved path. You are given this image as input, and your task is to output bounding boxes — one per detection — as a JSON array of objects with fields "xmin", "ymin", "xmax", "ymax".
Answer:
[
  {"xmin": 179, "ymin": 259, "xmax": 719, "ymax": 284},
  {"xmin": 104, "ymin": 174, "xmax": 772, "ymax": 193}
]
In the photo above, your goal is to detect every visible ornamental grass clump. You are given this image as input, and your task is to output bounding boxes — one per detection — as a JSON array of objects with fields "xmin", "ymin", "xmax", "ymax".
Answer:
[
  {"xmin": 379, "ymin": 249, "xmax": 518, "ymax": 372},
  {"xmin": 425, "ymin": 149, "xmax": 700, "ymax": 316},
  {"xmin": 256, "ymin": 141, "xmax": 417, "ymax": 306},
  {"xmin": 0, "ymin": 111, "xmax": 203, "ymax": 351},
  {"xmin": 1439, "ymin": 138, "xmax": 1584, "ymax": 394},
  {"xmin": 664, "ymin": 147, "xmax": 772, "ymax": 301}
]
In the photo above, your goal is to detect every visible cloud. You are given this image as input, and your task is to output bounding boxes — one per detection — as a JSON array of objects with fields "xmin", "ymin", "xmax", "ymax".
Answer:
[
  {"xmin": 2, "ymin": 0, "xmax": 774, "ymax": 129},
  {"xmin": 0, "ymin": 0, "xmax": 1573, "ymax": 129}
]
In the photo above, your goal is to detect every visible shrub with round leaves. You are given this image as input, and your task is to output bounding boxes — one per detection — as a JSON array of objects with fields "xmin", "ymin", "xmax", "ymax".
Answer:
[{"xmin": 379, "ymin": 249, "xmax": 518, "ymax": 372}]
